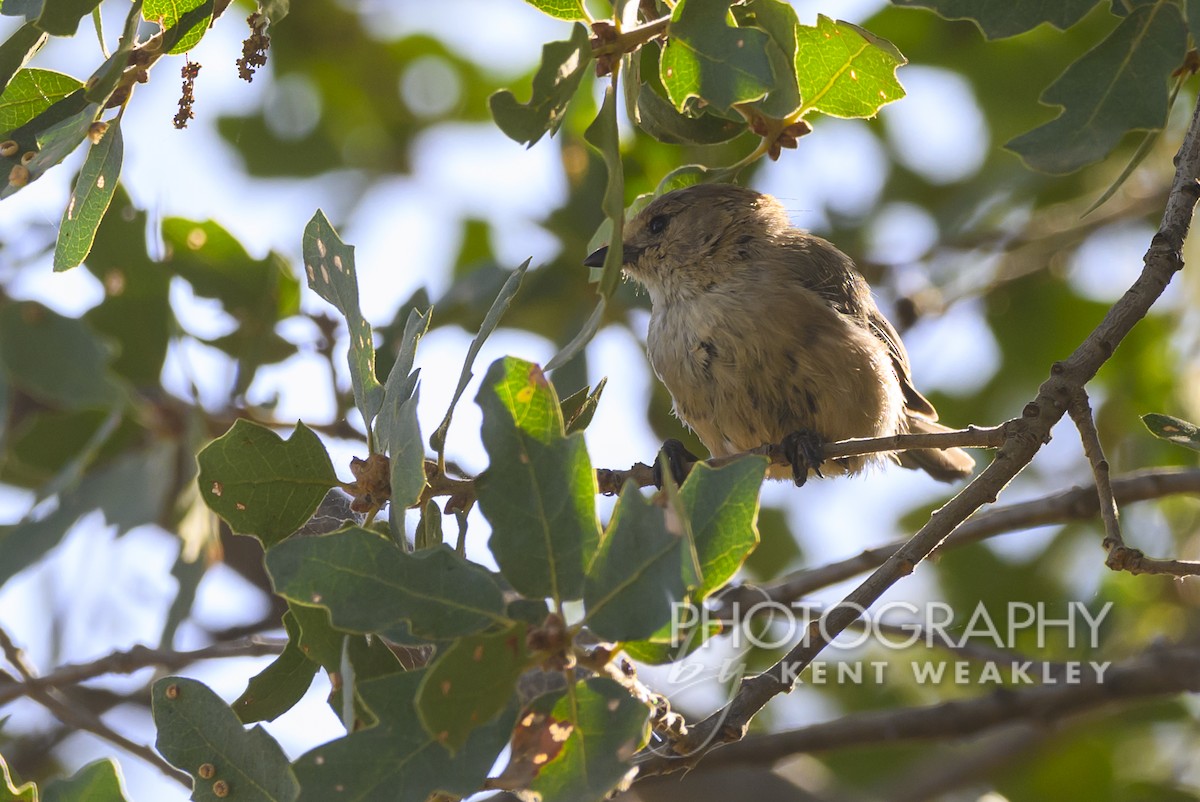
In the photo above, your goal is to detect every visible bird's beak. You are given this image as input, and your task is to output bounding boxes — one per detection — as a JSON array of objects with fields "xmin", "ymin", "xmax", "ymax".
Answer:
[{"xmin": 583, "ymin": 246, "xmax": 608, "ymax": 268}]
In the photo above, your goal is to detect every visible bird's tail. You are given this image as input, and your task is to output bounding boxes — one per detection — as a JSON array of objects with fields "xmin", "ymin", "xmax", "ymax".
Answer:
[{"xmin": 895, "ymin": 416, "xmax": 975, "ymax": 482}]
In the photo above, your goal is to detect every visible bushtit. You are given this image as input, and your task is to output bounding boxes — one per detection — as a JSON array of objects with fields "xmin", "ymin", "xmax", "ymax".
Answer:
[{"xmin": 584, "ymin": 183, "xmax": 974, "ymax": 485}]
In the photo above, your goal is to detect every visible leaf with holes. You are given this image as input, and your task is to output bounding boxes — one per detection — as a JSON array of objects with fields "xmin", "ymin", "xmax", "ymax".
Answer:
[
  {"xmin": 152, "ymin": 677, "xmax": 299, "ymax": 802},
  {"xmin": 197, "ymin": 419, "xmax": 338, "ymax": 547},
  {"xmin": 302, "ymin": 210, "xmax": 384, "ymax": 433},
  {"xmin": 495, "ymin": 678, "xmax": 650, "ymax": 801},
  {"xmin": 490, "ymin": 23, "xmax": 591, "ymax": 146}
]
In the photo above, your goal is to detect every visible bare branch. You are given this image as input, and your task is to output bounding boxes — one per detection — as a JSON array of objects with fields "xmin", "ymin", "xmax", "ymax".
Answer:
[
  {"xmin": 1067, "ymin": 389, "xmax": 1123, "ymax": 552},
  {"xmin": 0, "ymin": 628, "xmax": 193, "ymax": 787}
]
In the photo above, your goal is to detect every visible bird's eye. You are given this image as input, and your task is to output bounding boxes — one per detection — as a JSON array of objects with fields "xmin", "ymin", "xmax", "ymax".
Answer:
[{"xmin": 647, "ymin": 214, "xmax": 669, "ymax": 235}]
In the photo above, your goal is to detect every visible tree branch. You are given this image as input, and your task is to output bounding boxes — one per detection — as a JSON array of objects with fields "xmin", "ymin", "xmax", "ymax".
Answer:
[
  {"xmin": 633, "ymin": 91, "xmax": 1200, "ymax": 779},
  {"xmin": 661, "ymin": 644, "xmax": 1200, "ymax": 775},
  {"xmin": 717, "ymin": 466, "xmax": 1200, "ymax": 611}
]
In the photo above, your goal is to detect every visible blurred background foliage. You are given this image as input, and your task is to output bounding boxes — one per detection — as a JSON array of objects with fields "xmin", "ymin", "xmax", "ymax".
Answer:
[{"xmin": 1, "ymin": 0, "xmax": 1199, "ymax": 799}]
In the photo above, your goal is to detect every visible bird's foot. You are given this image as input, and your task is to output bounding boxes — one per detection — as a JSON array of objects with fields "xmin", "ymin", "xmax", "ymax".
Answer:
[
  {"xmin": 781, "ymin": 430, "xmax": 825, "ymax": 487},
  {"xmin": 653, "ymin": 438, "xmax": 701, "ymax": 489}
]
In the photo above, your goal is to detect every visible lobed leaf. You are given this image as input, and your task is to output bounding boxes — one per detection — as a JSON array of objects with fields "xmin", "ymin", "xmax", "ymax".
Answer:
[
  {"xmin": 152, "ymin": 677, "xmax": 299, "ymax": 802},
  {"xmin": 891, "ymin": 0, "xmax": 1101, "ymax": 40},
  {"xmin": 490, "ymin": 23, "xmax": 591, "ymax": 147},
  {"xmin": 794, "ymin": 15, "xmax": 906, "ymax": 119},
  {"xmin": 197, "ymin": 419, "xmax": 338, "ymax": 547},
  {"xmin": 1007, "ymin": 3, "xmax": 1187, "ymax": 174},
  {"xmin": 660, "ymin": 0, "xmax": 774, "ymax": 113}
]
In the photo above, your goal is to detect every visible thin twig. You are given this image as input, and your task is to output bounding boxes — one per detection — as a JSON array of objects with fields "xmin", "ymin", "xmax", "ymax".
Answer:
[
  {"xmin": 1067, "ymin": 389, "xmax": 1123, "ymax": 552},
  {"xmin": 0, "ymin": 628, "xmax": 192, "ymax": 787},
  {"xmin": 0, "ymin": 638, "xmax": 285, "ymax": 706},
  {"xmin": 595, "ymin": 425, "xmax": 1008, "ymax": 496},
  {"xmin": 634, "ymin": 91, "xmax": 1200, "ymax": 779}
]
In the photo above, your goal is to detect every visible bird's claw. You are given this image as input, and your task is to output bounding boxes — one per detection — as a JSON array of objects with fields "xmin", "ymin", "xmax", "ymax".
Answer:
[
  {"xmin": 653, "ymin": 438, "xmax": 700, "ymax": 489},
  {"xmin": 781, "ymin": 430, "xmax": 825, "ymax": 487}
]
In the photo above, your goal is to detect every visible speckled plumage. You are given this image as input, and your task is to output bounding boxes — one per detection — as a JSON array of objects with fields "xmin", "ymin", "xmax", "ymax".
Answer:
[{"xmin": 593, "ymin": 183, "xmax": 973, "ymax": 482}]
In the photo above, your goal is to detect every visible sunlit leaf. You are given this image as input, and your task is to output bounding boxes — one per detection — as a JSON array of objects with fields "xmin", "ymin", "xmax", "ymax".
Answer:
[
  {"xmin": 660, "ymin": 0, "xmax": 773, "ymax": 112},
  {"xmin": 0, "ymin": 68, "xmax": 80, "ymax": 133},
  {"xmin": 795, "ymin": 16, "xmax": 906, "ymax": 119},
  {"xmin": 490, "ymin": 23, "xmax": 591, "ymax": 146},
  {"xmin": 54, "ymin": 120, "xmax": 121, "ymax": 271},
  {"xmin": 1143, "ymin": 413, "xmax": 1200, "ymax": 452}
]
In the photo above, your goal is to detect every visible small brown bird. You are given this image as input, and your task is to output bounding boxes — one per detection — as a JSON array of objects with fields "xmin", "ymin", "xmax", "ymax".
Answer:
[{"xmin": 584, "ymin": 183, "xmax": 974, "ymax": 485}]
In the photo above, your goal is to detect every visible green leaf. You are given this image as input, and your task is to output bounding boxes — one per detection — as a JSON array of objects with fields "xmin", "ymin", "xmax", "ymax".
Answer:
[
  {"xmin": 680, "ymin": 456, "xmax": 766, "ymax": 599},
  {"xmin": 584, "ymin": 85, "xmax": 625, "ymax": 297},
  {"xmin": 302, "ymin": 210, "xmax": 384, "ymax": 434},
  {"xmin": 1007, "ymin": 3, "xmax": 1187, "ymax": 174},
  {"xmin": 742, "ymin": 505, "xmax": 801, "ymax": 580},
  {"xmin": 476, "ymin": 356, "xmax": 600, "ymax": 602},
  {"xmin": 83, "ymin": 188, "xmax": 172, "ymax": 384},
  {"xmin": 429, "ymin": 258, "xmax": 529, "ymax": 458},
  {"xmin": 731, "ymin": 0, "xmax": 802, "ymax": 118},
  {"xmin": 144, "ymin": 0, "xmax": 212, "ymax": 54},
  {"xmin": 1189, "ymin": 0, "xmax": 1200, "ymax": 45},
  {"xmin": 266, "ymin": 526, "xmax": 509, "ymax": 640},
  {"xmin": 414, "ymin": 498, "xmax": 443, "ymax": 549},
  {"xmin": 0, "ymin": 300, "xmax": 118, "ymax": 409},
  {"xmin": 34, "ymin": 0, "xmax": 100, "ymax": 35},
  {"xmin": 584, "ymin": 483, "xmax": 688, "ymax": 642},
  {"xmin": 627, "ymin": 44, "xmax": 745, "ymax": 145},
  {"xmin": 233, "ymin": 611, "xmax": 319, "ymax": 724},
  {"xmin": 197, "ymin": 419, "xmax": 338, "ymax": 547},
  {"xmin": 503, "ymin": 677, "xmax": 649, "ymax": 802},
  {"xmin": 0, "ymin": 67, "xmax": 80, "ymax": 133},
  {"xmin": 794, "ymin": 16, "xmax": 906, "ymax": 119},
  {"xmin": 53, "ymin": 120, "xmax": 122, "ymax": 271},
  {"xmin": 416, "ymin": 622, "xmax": 530, "ymax": 751},
  {"xmin": 0, "ymin": 754, "xmax": 36, "ymax": 802},
  {"xmin": 891, "ymin": 0, "xmax": 1101, "ymax": 39},
  {"xmin": 489, "ymin": 23, "xmax": 591, "ymax": 147},
  {"xmin": 293, "ymin": 670, "xmax": 515, "ymax": 802},
  {"xmin": 619, "ymin": 608, "xmax": 720, "ymax": 664},
  {"xmin": 660, "ymin": 0, "xmax": 774, "ymax": 112},
  {"xmin": 152, "ymin": 677, "xmax": 299, "ymax": 802},
  {"xmin": 560, "ymin": 376, "xmax": 607, "ymax": 435},
  {"xmin": 42, "ymin": 758, "xmax": 128, "ymax": 802},
  {"xmin": 1142, "ymin": 413, "xmax": 1200, "ymax": 452},
  {"xmin": 2, "ymin": 99, "xmax": 99, "ymax": 199},
  {"xmin": 377, "ymin": 307, "xmax": 431, "ymax": 517},
  {"xmin": 0, "ymin": 24, "xmax": 46, "ymax": 97},
  {"xmin": 521, "ymin": 0, "xmax": 586, "ymax": 20}
]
